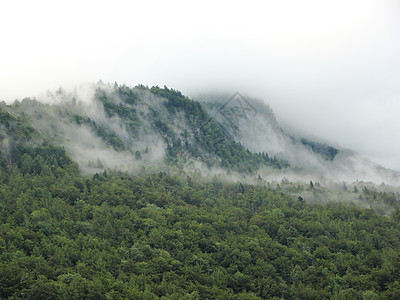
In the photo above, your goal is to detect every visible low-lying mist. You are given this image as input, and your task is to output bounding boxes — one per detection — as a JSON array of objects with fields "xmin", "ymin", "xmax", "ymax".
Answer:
[
  {"xmin": 2, "ymin": 83, "xmax": 399, "ymax": 192},
  {"xmin": 4, "ymin": 83, "xmax": 167, "ymax": 174},
  {"xmin": 196, "ymin": 92, "xmax": 400, "ymax": 187}
]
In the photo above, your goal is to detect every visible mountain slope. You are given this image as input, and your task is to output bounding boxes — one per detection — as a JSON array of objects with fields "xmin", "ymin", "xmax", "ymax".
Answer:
[
  {"xmin": 1, "ymin": 82, "xmax": 399, "ymax": 185},
  {"xmin": 1, "ymin": 84, "xmax": 282, "ymax": 175},
  {"xmin": 2, "ymin": 83, "xmax": 400, "ymax": 299},
  {"xmin": 198, "ymin": 92, "xmax": 400, "ymax": 185}
]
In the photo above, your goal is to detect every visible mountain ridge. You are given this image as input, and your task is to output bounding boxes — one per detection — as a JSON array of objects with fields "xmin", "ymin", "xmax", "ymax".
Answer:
[
  {"xmin": 1, "ymin": 82, "xmax": 399, "ymax": 186},
  {"xmin": 2, "ymin": 83, "xmax": 400, "ymax": 299}
]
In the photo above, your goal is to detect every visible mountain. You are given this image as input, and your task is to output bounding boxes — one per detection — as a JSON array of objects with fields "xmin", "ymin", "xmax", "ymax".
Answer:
[
  {"xmin": 198, "ymin": 93, "xmax": 400, "ymax": 185},
  {"xmin": 1, "ymin": 82, "xmax": 398, "ymax": 185},
  {"xmin": 2, "ymin": 83, "xmax": 400, "ymax": 299},
  {"xmin": 1, "ymin": 84, "xmax": 284, "ymax": 176}
]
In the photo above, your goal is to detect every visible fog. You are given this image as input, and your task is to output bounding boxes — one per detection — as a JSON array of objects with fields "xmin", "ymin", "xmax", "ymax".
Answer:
[
  {"xmin": 195, "ymin": 94, "xmax": 400, "ymax": 186},
  {"xmin": 1, "ymin": 0, "xmax": 399, "ymax": 170},
  {"xmin": 4, "ymin": 84, "xmax": 167, "ymax": 174}
]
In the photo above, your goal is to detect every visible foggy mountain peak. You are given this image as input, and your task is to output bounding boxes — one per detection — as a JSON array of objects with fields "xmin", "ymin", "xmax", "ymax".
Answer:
[{"xmin": 1, "ymin": 82, "xmax": 399, "ymax": 186}]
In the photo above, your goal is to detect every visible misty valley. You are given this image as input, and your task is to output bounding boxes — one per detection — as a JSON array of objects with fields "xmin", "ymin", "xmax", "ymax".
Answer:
[{"xmin": 1, "ymin": 83, "xmax": 400, "ymax": 299}]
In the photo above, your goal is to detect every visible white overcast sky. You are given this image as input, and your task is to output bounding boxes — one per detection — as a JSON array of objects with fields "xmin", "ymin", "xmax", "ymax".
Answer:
[{"xmin": 1, "ymin": 0, "xmax": 400, "ymax": 170}]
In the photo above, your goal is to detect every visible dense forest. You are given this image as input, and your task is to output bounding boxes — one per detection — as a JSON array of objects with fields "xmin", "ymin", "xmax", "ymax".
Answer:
[
  {"xmin": 1, "ymin": 85, "xmax": 400, "ymax": 298},
  {"xmin": 0, "ymin": 141, "xmax": 399, "ymax": 298}
]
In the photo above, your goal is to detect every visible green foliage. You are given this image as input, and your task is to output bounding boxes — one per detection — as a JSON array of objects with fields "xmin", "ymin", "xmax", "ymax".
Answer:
[
  {"xmin": 0, "ymin": 108, "xmax": 40, "ymax": 167},
  {"xmin": 0, "ymin": 141, "xmax": 400, "ymax": 298},
  {"xmin": 0, "ymin": 108, "xmax": 38, "ymax": 141},
  {"xmin": 1, "ymin": 85, "xmax": 400, "ymax": 298},
  {"xmin": 149, "ymin": 85, "xmax": 286, "ymax": 172},
  {"xmin": 71, "ymin": 114, "xmax": 126, "ymax": 151},
  {"xmin": 301, "ymin": 138, "xmax": 339, "ymax": 161}
]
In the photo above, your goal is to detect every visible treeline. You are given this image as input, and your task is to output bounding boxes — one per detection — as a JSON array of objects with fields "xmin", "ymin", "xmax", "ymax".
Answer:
[{"xmin": 1, "ymin": 142, "xmax": 400, "ymax": 298}]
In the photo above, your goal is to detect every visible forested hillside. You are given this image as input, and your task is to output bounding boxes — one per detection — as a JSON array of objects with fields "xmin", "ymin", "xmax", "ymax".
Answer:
[
  {"xmin": 2, "ymin": 83, "xmax": 398, "ymax": 184},
  {"xmin": 1, "ymin": 84, "xmax": 400, "ymax": 298},
  {"xmin": 1, "ymin": 84, "xmax": 285, "ymax": 176},
  {"xmin": 0, "ymin": 141, "xmax": 400, "ymax": 298}
]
